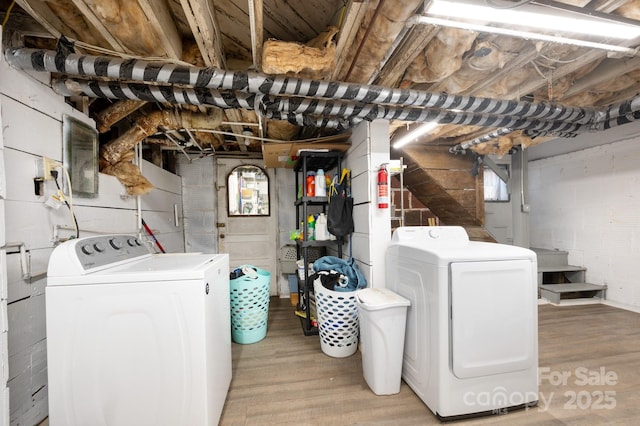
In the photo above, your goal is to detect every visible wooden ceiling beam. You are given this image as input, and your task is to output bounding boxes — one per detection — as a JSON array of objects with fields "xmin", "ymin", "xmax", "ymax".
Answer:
[
  {"xmin": 137, "ymin": 0, "xmax": 183, "ymax": 59},
  {"xmin": 248, "ymin": 0, "xmax": 263, "ymax": 71},
  {"xmin": 561, "ymin": 57, "xmax": 640, "ymax": 99},
  {"xmin": 14, "ymin": 0, "xmax": 80, "ymax": 40},
  {"xmin": 331, "ymin": 0, "xmax": 369, "ymax": 81},
  {"xmin": 67, "ymin": 0, "xmax": 130, "ymax": 53},
  {"xmin": 374, "ymin": 24, "xmax": 439, "ymax": 87},
  {"xmin": 179, "ymin": 0, "xmax": 226, "ymax": 68}
]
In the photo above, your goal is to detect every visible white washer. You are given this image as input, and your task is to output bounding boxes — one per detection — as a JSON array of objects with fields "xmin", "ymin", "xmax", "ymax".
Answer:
[
  {"xmin": 386, "ymin": 227, "xmax": 538, "ymax": 420},
  {"xmin": 46, "ymin": 235, "xmax": 231, "ymax": 426}
]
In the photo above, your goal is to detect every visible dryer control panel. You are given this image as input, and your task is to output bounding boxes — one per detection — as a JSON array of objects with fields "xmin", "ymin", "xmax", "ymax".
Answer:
[{"xmin": 391, "ymin": 226, "xmax": 469, "ymax": 246}]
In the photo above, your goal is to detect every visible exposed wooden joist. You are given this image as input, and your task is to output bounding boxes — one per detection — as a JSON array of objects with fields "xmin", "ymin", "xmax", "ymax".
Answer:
[
  {"xmin": 14, "ymin": 0, "xmax": 80, "ymax": 40},
  {"xmin": 137, "ymin": 0, "xmax": 183, "ymax": 59},
  {"xmin": 224, "ymin": 109, "xmax": 249, "ymax": 151},
  {"xmin": 562, "ymin": 57, "xmax": 640, "ymax": 99},
  {"xmin": 180, "ymin": 0, "xmax": 226, "ymax": 68},
  {"xmin": 68, "ymin": 0, "xmax": 131, "ymax": 53},
  {"xmin": 331, "ymin": 0, "xmax": 369, "ymax": 80},
  {"xmin": 248, "ymin": 0, "xmax": 263, "ymax": 71},
  {"xmin": 374, "ymin": 24, "xmax": 439, "ymax": 87}
]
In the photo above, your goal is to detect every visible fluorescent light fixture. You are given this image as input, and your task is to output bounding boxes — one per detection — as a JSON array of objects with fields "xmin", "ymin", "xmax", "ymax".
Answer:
[
  {"xmin": 414, "ymin": 16, "xmax": 638, "ymax": 56},
  {"xmin": 393, "ymin": 122, "xmax": 438, "ymax": 149},
  {"xmin": 427, "ymin": 0, "xmax": 640, "ymax": 39}
]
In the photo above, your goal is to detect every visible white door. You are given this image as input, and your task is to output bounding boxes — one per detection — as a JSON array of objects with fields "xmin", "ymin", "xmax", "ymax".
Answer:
[{"xmin": 216, "ymin": 158, "xmax": 278, "ymax": 295}]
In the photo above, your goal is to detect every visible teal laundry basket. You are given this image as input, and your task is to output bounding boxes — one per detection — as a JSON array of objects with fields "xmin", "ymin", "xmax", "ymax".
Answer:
[{"xmin": 230, "ymin": 266, "xmax": 271, "ymax": 344}]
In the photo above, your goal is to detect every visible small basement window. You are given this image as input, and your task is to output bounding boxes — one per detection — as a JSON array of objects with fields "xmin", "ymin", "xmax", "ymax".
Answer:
[{"xmin": 484, "ymin": 165, "xmax": 509, "ymax": 202}]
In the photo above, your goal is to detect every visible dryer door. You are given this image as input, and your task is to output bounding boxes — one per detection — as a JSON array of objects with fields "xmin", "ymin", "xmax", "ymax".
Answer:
[{"xmin": 450, "ymin": 259, "xmax": 536, "ymax": 379}]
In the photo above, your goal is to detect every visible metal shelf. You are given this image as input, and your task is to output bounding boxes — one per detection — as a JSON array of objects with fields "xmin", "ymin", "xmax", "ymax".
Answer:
[{"xmin": 293, "ymin": 150, "xmax": 344, "ymax": 335}]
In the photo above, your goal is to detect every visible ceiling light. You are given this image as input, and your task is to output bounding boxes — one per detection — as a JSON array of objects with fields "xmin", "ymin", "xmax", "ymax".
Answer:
[
  {"xmin": 414, "ymin": 15, "xmax": 638, "ymax": 55},
  {"xmin": 427, "ymin": 0, "xmax": 640, "ymax": 39},
  {"xmin": 393, "ymin": 122, "xmax": 438, "ymax": 149}
]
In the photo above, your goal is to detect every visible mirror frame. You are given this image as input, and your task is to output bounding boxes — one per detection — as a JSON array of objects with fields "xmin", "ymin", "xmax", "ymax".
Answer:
[
  {"xmin": 226, "ymin": 165, "xmax": 271, "ymax": 217},
  {"xmin": 63, "ymin": 115, "xmax": 99, "ymax": 198}
]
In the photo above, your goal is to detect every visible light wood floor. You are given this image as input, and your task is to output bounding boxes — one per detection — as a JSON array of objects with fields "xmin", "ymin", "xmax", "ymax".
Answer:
[
  {"xmin": 36, "ymin": 299, "xmax": 640, "ymax": 425},
  {"xmin": 219, "ymin": 298, "xmax": 640, "ymax": 425}
]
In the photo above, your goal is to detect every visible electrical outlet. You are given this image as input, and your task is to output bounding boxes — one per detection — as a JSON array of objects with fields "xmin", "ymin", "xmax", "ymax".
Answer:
[{"xmin": 42, "ymin": 157, "xmax": 61, "ymax": 180}]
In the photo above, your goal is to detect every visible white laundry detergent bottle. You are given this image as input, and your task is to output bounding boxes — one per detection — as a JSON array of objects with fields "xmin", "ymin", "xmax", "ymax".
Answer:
[
  {"xmin": 315, "ymin": 169, "xmax": 327, "ymax": 197},
  {"xmin": 315, "ymin": 213, "xmax": 328, "ymax": 241}
]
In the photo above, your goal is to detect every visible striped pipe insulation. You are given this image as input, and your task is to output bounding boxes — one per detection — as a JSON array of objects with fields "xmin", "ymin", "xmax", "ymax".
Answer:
[
  {"xmin": 453, "ymin": 94, "xmax": 640, "ymax": 152},
  {"xmin": 7, "ymin": 48, "xmax": 594, "ymax": 124},
  {"xmin": 456, "ymin": 121, "xmax": 585, "ymax": 152},
  {"xmin": 52, "ymin": 78, "xmax": 585, "ymax": 133}
]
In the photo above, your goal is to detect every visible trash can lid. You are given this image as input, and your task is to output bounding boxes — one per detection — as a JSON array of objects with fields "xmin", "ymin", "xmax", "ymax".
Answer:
[{"xmin": 356, "ymin": 288, "xmax": 410, "ymax": 310}]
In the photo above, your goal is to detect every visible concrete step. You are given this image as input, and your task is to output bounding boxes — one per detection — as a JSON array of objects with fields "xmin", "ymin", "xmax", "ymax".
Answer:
[
  {"xmin": 540, "ymin": 283, "xmax": 607, "ymax": 305},
  {"xmin": 538, "ymin": 265, "xmax": 586, "ymax": 273},
  {"xmin": 531, "ymin": 248, "xmax": 569, "ymax": 268}
]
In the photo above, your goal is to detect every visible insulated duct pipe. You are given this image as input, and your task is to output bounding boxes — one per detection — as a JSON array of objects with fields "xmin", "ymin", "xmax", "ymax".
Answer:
[
  {"xmin": 452, "ymin": 93, "xmax": 640, "ymax": 152},
  {"xmin": 53, "ymin": 79, "xmax": 351, "ymax": 129},
  {"xmin": 6, "ymin": 48, "xmax": 595, "ymax": 124},
  {"xmin": 93, "ymin": 99, "xmax": 146, "ymax": 133},
  {"xmin": 53, "ymin": 78, "xmax": 587, "ymax": 135},
  {"xmin": 102, "ymin": 109, "xmax": 223, "ymax": 164},
  {"xmin": 452, "ymin": 128, "xmax": 517, "ymax": 153},
  {"xmin": 595, "ymin": 96, "xmax": 640, "ymax": 128}
]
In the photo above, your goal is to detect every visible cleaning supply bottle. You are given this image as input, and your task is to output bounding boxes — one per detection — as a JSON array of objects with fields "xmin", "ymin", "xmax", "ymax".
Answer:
[
  {"xmin": 315, "ymin": 213, "xmax": 328, "ymax": 241},
  {"xmin": 306, "ymin": 171, "xmax": 316, "ymax": 197},
  {"xmin": 315, "ymin": 169, "xmax": 327, "ymax": 197},
  {"xmin": 307, "ymin": 214, "xmax": 316, "ymax": 240}
]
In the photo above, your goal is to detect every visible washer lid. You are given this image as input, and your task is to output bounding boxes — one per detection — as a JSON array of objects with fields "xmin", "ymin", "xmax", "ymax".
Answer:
[{"xmin": 356, "ymin": 288, "xmax": 410, "ymax": 310}]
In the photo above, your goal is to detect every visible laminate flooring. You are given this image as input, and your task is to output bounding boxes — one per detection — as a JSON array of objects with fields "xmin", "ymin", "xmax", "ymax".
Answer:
[{"xmin": 219, "ymin": 299, "xmax": 640, "ymax": 425}]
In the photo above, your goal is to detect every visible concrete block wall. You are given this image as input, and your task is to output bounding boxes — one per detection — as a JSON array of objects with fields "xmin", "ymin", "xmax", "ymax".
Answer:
[
  {"xmin": 529, "ymin": 138, "xmax": 640, "ymax": 310},
  {"xmin": 177, "ymin": 156, "xmax": 217, "ymax": 253}
]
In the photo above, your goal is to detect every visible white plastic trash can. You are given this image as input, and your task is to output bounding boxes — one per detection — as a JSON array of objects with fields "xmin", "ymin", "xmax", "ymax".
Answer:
[{"xmin": 356, "ymin": 288, "xmax": 410, "ymax": 395}]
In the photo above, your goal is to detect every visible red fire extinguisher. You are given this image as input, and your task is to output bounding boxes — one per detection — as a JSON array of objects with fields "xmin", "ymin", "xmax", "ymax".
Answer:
[{"xmin": 377, "ymin": 164, "xmax": 389, "ymax": 208}]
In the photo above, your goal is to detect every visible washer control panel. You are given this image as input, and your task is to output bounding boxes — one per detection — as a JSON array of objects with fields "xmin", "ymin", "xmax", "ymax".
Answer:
[{"xmin": 74, "ymin": 235, "xmax": 149, "ymax": 270}]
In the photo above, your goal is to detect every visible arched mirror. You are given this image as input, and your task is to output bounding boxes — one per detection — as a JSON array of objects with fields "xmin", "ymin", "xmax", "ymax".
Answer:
[{"xmin": 227, "ymin": 165, "xmax": 270, "ymax": 216}]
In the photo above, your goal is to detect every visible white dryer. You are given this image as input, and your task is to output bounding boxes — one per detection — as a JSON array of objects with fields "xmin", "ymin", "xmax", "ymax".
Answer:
[
  {"xmin": 386, "ymin": 227, "xmax": 538, "ymax": 420},
  {"xmin": 46, "ymin": 235, "xmax": 231, "ymax": 426}
]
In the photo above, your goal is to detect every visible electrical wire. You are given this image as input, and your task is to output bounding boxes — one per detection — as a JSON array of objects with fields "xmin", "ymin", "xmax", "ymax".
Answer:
[
  {"xmin": 52, "ymin": 170, "xmax": 79, "ymax": 239},
  {"xmin": 539, "ymin": 52, "xmax": 580, "ymax": 64},
  {"xmin": 336, "ymin": 0, "xmax": 348, "ymax": 30},
  {"xmin": 72, "ymin": 40, "xmax": 195, "ymax": 66},
  {"xmin": 2, "ymin": 0, "xmax": 16, "ymax": 27},
  {"xmin": 530, "ymin": 60, "xmax": 548, "ymax": 80}
]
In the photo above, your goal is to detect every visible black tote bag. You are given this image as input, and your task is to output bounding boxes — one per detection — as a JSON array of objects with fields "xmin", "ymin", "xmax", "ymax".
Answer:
[
  {"xmin": 327, "ymin": 169, "xmax": 354, "ymax": 237},
  {"xmin": 327, "ymin": 195, "xmax": 354, "ymax": 237}
]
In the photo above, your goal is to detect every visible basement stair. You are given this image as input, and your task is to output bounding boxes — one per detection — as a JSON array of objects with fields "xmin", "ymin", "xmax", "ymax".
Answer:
[
  {"xmin": 398, "ymin": 146, "xmax": 496, "ymax": 242},
  {"xmin": 396, "ymin": 148, "xmax": 604, "ymax": 304},
  {"xmin": 533, "ymin": 248, "xmax": 607, "ymax": 304}
]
